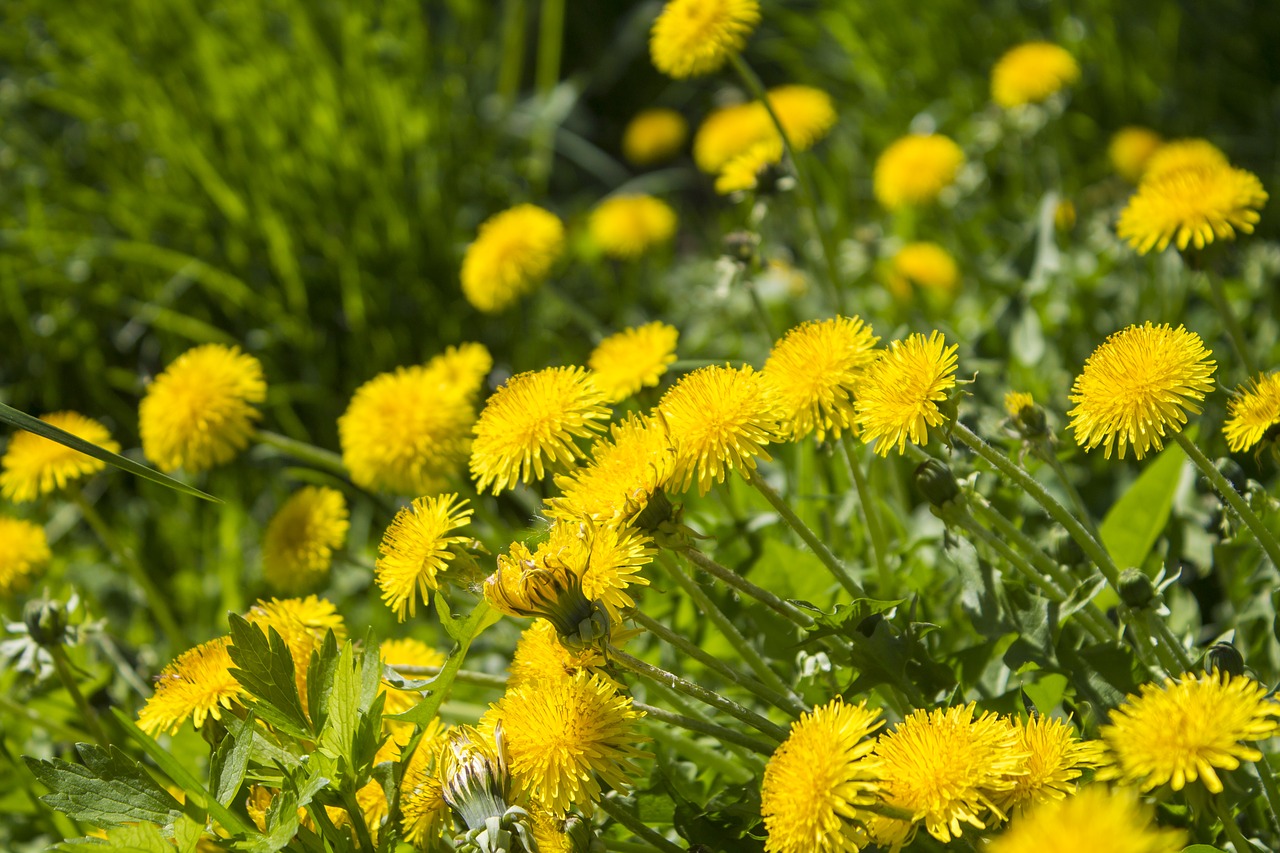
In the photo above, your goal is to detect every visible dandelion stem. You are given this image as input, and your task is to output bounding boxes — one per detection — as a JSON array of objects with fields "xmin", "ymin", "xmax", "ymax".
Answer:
[
  {"xmin": 1124, "ymin": 613, "xmax": 1170, "ymax": 675},
  {"xmin": 1202, "ymin": 270, "xmax": 1257, "ymax": 378},
  {"xmin": 679, "ymin": 546, "xmax": 815, "ymax": 629},
  {"xmin": 49, "ymin": 644, "xmax": 110, "ymax": 747},
  {"xmin": 1253, "ymin": 759, "xmax": 1280, "ymax": 836},
  {"xmin": 840, "ymin": 435, "xmax": 893, "ymax": 594},
  {"xmin": 1039, "ymin": 448, "xmax": 1104, "ymax": 545},
  {"xmin": 944, "ymin": 506, "xmax": 1067, "ymax": 604},
  {"xmin": 254, "ymin": 429, "xmax": 348, "ymax": 478},
  {"xmin": 598, "ymin": 795, "xmax": 685, "ymax": 853},
  {"xmin": 1173, "ymin": 432, "xmax": 1280, "ymax": 570},
  {"xmin": 391, "ymin": 665, "xmax": 508, "ymax": 690},
  {"xmin": 633, "ymin": 702, "xmax": 776, "ymax": 756},
  {"xmin": 1144, "ymin": 611, "xmax": 1194, "ymax": 673},
  {"xmin": 743, "ymin": 466, "xmax": 866, "ymax": 598},
  {"xmin": 1213, "ymin": 796, "xmax": 1256, "ymax": 853}
]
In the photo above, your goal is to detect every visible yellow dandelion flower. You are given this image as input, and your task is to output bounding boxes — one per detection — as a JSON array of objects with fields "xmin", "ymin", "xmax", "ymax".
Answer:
[
  {"xmin": 470, "ymin": 367, "xmax": 611, "ymax": 494},
  {"xmin": 1003, "ymin": 392, "xmax": 1035, "ymax": 419},
  {"xmin": 460, "ymin": 204, "xmax": 565, "ymax": 313},
  {"xmin": 588, "ymin": 195, "xmax": 678, "ymax": 261},
  {"xmin": 1067, "ymin": 323, "xmax": 1215, "ymax": 460},
  {"xmin": 622, "ymin": 108, "xmax": 689, "ymax": 167},
  {"xmin": 139, "ymin": 344, "xmax": 266, "ymax": 474},
  {"xmin": 490, "ymin": 670, "xmax": 647, "ymax": 816},
  {"xmin": 375, "ymin": 494, "xmax": 473, "ymax": 620},
  {"xmin": 761, "ymin": 699, "xmax": 884, "ymax": 853},
  {"xmin": 1224, "ymin": 372, "xmax": 1280, "ymax": 453},
  {"xmin": 767, "ymin": 85, "xmax": 837, "ymax": 150},
  {"xmin": 1142, "ymin": 137, "xmax": 1228, "ymax": 181},
  {"xmin": 1109, "ymin": 127, "xmax": 1164, "ymax": 183},
  {"xmin": 544, "ymin": 521, "xmax": 654, "ymax": 619},
  {"xmin": 998, "ymin": 716, "xmax": 1104, "ymax": 815},
  {"xmin": 530, "ymin": 807, "xmax": 574, "ymax": 853},
  {"xmin": 546, "ymin": 413, "xmax": 676, "ymax": 527},
  {"xmin": 873, "ymin": 134, "xmax": 964, "ymax": 211},
  {"xmin": 380, "ymin": 637, "xmax": 447, "ymax": 717},
  {"xmin": 0, "ymin": 517, "xmax": 50, "ymax": 597},
  {"xmin": 400, "ymin": 728, "xmax": 452, "ymax": 849},
  {"xmin": 868, "ymin": 703, "xmax": 1027, "ymax": 848},
  {"xmin": 262, "ymin": 487, "xmax": 349, "ymax": 595},
  {"xmin": 589, "ymin": 322, "xmax": 680, "ymax": 403},
  {"xmin": 338, "ymin": 362, "xmax": 477, "ymax": 496},
  {"xmin": 986, "ymin": 785, "xmax": 1186, "ymax": 853},
  {"xmin": 245, "ymin": 785, "xmax": 273, "ymax": 832},
  {"xmin": 854, "ymin": 332, "xmax": 959, "ymax": 457},
  {"xmin": 422, "ymin": 342, "xmax": 493, "ymax": 392},
  {"xmin": 245, "ymin": 596, "xmax": 346, "ymax": 705},
  {"xmin": 888, "ymin": 242, "xmax": 960, "ymax": 298},
  {"xmin": 138, "ymin": 636, "xmax": 243, "ymax": 736},
  {"xmin": 1, "ymin": 411, "xmax": 120, "ymax": 503},
  {"xmin": 716, "ymin": 137, "xmax": 784, "ymax": 194},
  {"xmin": 991, "ymin": 42, "xmax": 1080, "ymax": 108},
  {"xmin": 1099, "ymin": 670, "xmax": 1280, "ymax": 793},
  {"xmin": 693, "ymin": 101, "xmax": 774, "ymax": 174},
  {"xmin": 509, "ymin": 618, "xmax": 607, "ymax": 690},
  {"xmin": 658, "ymin": 364, "xmax": 783, "ymax": 495},
  {"xmin": 650, "ymin": 0, "xmax": 760, "ymax": 79},
  {"xmin": 1117, "ymin": 162, "xmax": 1268, "ymax": 254},
  {"xmin": 763, "ymin": 316, "xmax": 880, "ymax": 442}
]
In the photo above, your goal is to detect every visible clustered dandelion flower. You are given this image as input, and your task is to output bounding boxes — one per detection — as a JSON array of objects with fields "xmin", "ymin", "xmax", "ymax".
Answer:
[
  {"xmin": 400, "ymin": 735, "xmax": 452, "ymax": 848},
  {"xmin": 990, "ymin": 42, "xmax": 1080, "ymax": 108},
  {"xmin": 375, "ymin": 493, "xmax": 474, "ymax": 620},
  {"xmin": 715, "ymin": 138, "xmax": 784, "ymax": 195},
  {"xmin": 873, "ymin": 134, "xmax": 965, "ymax": 210},
  {"xmin": 1142, "ymin": 137, "xmax": 1227, "ymax": 181},
  {"xmin": 649, "ymin": 0, "xmax": 760, "ymax": 79},
  {"xmin": 262, "ymin": 486, "xmax": 349, "ymax": 594},
  {"xmin": 546, "ymin": 413, "xmax": 675, "ymax": 527},
  {"xmin": 1109, "ymin": 127, "xmax": 1164, "ymax": 183},
  {"xmin": 855, "ymin": 331, "xmax": 959, "ymax": 456},
  {"xmin": 1224, "ymin": 372, "xmax": 1280, "ymax": 453},
  {"xmin": 622, "ymin": 108, "xmax": 688, "ymax": 166},
  {"xmin": 888, "ymin": 242, "xmax": 960, "ymax": 298},
  {"xmin": 1, "ymin": 411, "xmax": 120, "ymax": 503},
  {"xmin": 763, "ymin": 316, "xmax": 880, "ymax": 442},
  {"xmin": 0, "ymin": 516, "xmax": 50, "ymax": 597},
  {"xmin": 1117, "ymin": 162, "xmax": 1268, "ymax": 254},
  {"xmin": 460, "ymin": 204, "xmax": 565, "ymax": 313},
  {"xmin": 588, "ymin": 195, "xmax": 678, "ymax": 261},
  {"xmin": 694, "ymin": 101, "xmax": 774, "ymax": 174},
  {"xmin": 139, "ymin": 344, "xmax": 266, "ymax": 473},
  {"xmin": 1067, "ymin": 322, "xmax": 1215, "ymax": 460},
  {"xmin": 508, "ymin": 618, "xmax": 607, "ymax": 691},
  {"xmin": 999, "ymin": 715, "xmax": 1103, "ymax": 815},
  {"xmin": 137, "ymin": 636, "xmax": 243, "ymax": 736},
  {"xmin": 986, "ymin": 785, "xmax": 1186, "ymax": 853},
  {"xmin": 588, "ymin": 322, "xmax": 679, "ymax": 403}
]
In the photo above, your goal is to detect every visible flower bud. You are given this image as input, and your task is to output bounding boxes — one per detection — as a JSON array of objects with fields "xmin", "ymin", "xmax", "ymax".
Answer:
[
  {"xmin": 1117, "ymin": 568, "xmax": 1155, "ymax": 610},
  {"xmin": 1204, "ymin": 642, "xmax": 1245, "ymax": 678},
  {"xmin": 914, "ymin": 459, "xmax": 960, "ymax": 507},
  {"xmin": 24, "ymin": 597, "xmax": 68, "ymax": 647}
]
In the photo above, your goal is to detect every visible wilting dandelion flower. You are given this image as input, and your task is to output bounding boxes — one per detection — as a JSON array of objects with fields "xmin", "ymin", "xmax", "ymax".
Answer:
[
  {"xmin": 693, "ymin": 101, "xmax": 775, "ymax": 174},
  {"xmin": 1, "ymin": 411, "xmax": 120, "ymax": 503},
  {"xmin": 766, "ymin": 85, "xmax": 837, "ymax": 150},
  {"xmin": 1109, "ymin": 127, "xmax": 1164, "ymax": 183},
  {"xmin": 1117, "ymin": 163, "xmax": 1268, "ymax": 254},
  {"xmin": 1224, "ymin": 372, "xmax": 1280, "ymax": 453},
  {"xmin": 139, "ymin": 344, "xmax": 266, "ymax": 473},
  {"xmin": 509, "ymin": 619, "xmax": 608, "ymax": 690},
  {"xmin": 262, "ymin": 487, "xmax": 349, "ymax": 594},
  {"xmin": 986, "ymin": 785, "xmax": 1186, "ymax": 853},
  {"xmin": 588, "ymin": 322, "xmax": 680, "ymax": 403},
  {"xmin": 991, "ymin": 42, "xmax": 1080, "ymax": 108},
  {"xmin": 650, "ymin": 0, "xmax": 760, "ymax": 79},
  {"xmin": 0, "ymin": 517, "xmax": 50, "ymax": 598},
  {"xmin": 1067, "ymin": 323, "xmax": 1215, "ymax": 460},
  {"xmin": 1099, "ymin": 670, "xmax": 1280, "ymax": 793},
  {"xmin": 763, "ymin": 316, "xmax": 880, "ymax": 442},
  {"xmin": 854, "ymin": 332, "xmax": 959, "ymax": 456},
  {"xmin": 460, "ymin": 204, "xmax": 565, "ymax": 313},
  {"xmin": 1142, "ymin": 138, "xmax": 1228, "ymax": 181},
  {"xmin": 998, "ymin": 716, "xmax": 1104, "ymax": 815},
  {"xmin": 546, "ymin": 413, "xmax": 676, "ymax": 527},
  {"xmin": 887, "ymin": 242, "xmax": 959, "ymax": 298},
  {"xmin": 588, "ymin": 195, "xmax": 678, "ymax": 261},
  {"xmin": 716, "ymin": 138, "xmax": 784, "ymax": 194},
  {"xmin": 375, "ymin": 494, "xmax": 473, "ymax": 620},
  {"xmin": 470, "ymin": 367, "xmax": 610, "ymax": 494},
  {"xmin": 138, "ymin": 636, "xmax": 243, "ymax": 736},
  {"xmin": 622, "ymin": 108, "xmax": 689, "ymax": 166},
  {"xmin": 761, "ymin": 699, "xmax": 884, "ymax": 853},
  {"xmin": 873, "ymin": 134, "xmax": 964, "ymax": 210},
  {"xmin": 658, "ymin": 364, "xmax": 783, "ymax": 495}
]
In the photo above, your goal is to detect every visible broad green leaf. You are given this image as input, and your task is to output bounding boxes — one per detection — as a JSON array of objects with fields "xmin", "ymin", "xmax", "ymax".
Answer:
[
  {"xmin": 1100, "ymin": 429, "xmax": 1194, "ymax": 572},
  {"xmin": 306, "ymin": 631, "xmax": 342, "ymax": 736},
  {"xmin": 0, "ymin": 401, "xmax": 218, "ymax": 502},
  {"xmin": 223, "ymin": 714, "xmax": 296, "ymax": 772},
  {"xmin": 25, "ymin": 744, "xmax": 182, "ymax": 828},
  {"xmin": 226, "ymin": 614, "xmax": 311, "ymax": 738},
  {"xmin": 105, "ymin": 823, "xmax": 172, "ymax": 853},
  {"xmin": 316, "ymin": 639, "xmax": 362, "ymax": 766},
  {"xmin": 173, "ymin": 813, "xmax": 203, "ymax": 853},
  {"xmin": 210, "ymin": 712, "xmax": 254, "ymax": 808}
]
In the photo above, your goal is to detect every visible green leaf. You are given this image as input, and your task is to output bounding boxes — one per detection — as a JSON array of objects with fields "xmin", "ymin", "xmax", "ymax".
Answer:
[
  {"xmin": 391, "ymin": 600, "xmax": 498, "ymax": 727},
  {"xmin": 1100, "ymin": 430, "xmax": 1193, "ymax": 571},
  {"xmin": 106, "ymin": 823, "xmax": 173, "ymax": 853},
  {"xmin": 316, "ymin": 639, "xmax": 362, "ymax": 768},
  {"xmin": 210, "ymin": 712, "xmax": 254, "ymax": 808},
  {"xmin": 25, "ymin": 743, "xmax": 183, "ymax": 828},
  {"xmin": 226, "ymin": 613, "xmax": 312, "ymax": 738},
  {"xmin": 0, "ymin": 401, "xmax": 218, "ymax": 502}
]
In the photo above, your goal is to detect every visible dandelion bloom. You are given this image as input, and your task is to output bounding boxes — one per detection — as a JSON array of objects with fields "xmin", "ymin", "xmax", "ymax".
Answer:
[
  {"xmin": 869, "ymin": 703, "xmax": 1027, "ymax": 847},
  {"xmin": 997, "ymin": 716, "xmax": 1104, "ymax": 815},
  {"xmin": 1099, "ymin": 671, "xmax": 1280, "ymax": 793},
  {"xmin": 693, "ymin": 101, "xmax": 775, "ymax": 174},
  {"xmin": 262, "ymin": 487, "xmax": 349, "ymax": 594},
  {"xmin": 761, "ymin": 699, "xmax": 884, "ymax": 853},
  {"xmin": 873, "ymin": 134, "xmax": 964, "ymax": 210},
  {"xmin": 1224, "ymin": 372, "xmax": 1280, "ymax": 453},
  {"xmin": 139, "ymin": 344, "xmax": 266, "ymax": 473},
  {"xmin": 546, "ymin": 413, "xmax": 676, "ymax": 527},
  {"xmin": 588, "ymin": 195, "xmax": 678, "ymax": 261},
  {"xmin": 1, "ymin": 411, "xmax": 120, "ymax": 503},
  {"xmin": 138, "ymin": 636, "xmax": 243, "ymax": 736},
  {"xmin": 460, "ymin": 204, "xmax": 565, "ymax": 313},
  {"xmin": 509, "ymin": 619, "xmax": 607, "ymax": 690},
  {"xmin": 0, "ymin": 517, "xmax": 50, "ymax": 597},
  {"xmin": 380, "ymin": 637, "xmax": 447, "ymax": 717},
  {"xmin": 400, "ymin": 736, "xmax": 451, "ymax": 849},
  {"xmin": 764, "ymin": 316, "xmax": 880, "ymax": 442},
  {"xmin": 766, "ymin": 85, "xmax": 838, "ymax": 151},
  {"xmin": 588, "ymin": 322, "xmax": 679, "ymax": 403},
  {"xmin": 375, "ymin": 494, "xmax": 473, "ymax": 620},
  {"xmin": 1067, "ymin": 323, "xmax": 1215, "ymax": 460},
  {"xmin": 470, "ymin": 367, "xmax": 610, "ymax": 494},
  {"xmin": 424, "ymin": 341, "xmax": 493, "ymax": 391},
  {"xmin": 622, "ymin": 108, "xmax": 688, "ymax": 167},
  {"xmin": 887, "ymin": 242, "xmax": 959, "ymax": 298},
  {"xmin": 1117, "ymin": 162, "xmax": 1267, "ymax": 254},
  {"xmin": 650, "ymin": 0, "xmax": 760, "ymax": 79},
  {"xmin": 854, "ymin": 332, "xmax": 959, "ymax": 457},
  {"xmin": 991, "ymin": 42, "xmax": 1080, "ymax": 108},
  {"xmin": 1142, "ymin": 137, "xmax": 1228, "ymax": 181},
  {"xmin": 1108, "ymin": 127, "xmax": 1164, "ymax": 183},
  {"xmin": 546, "ymin": 520, "xmax": 654, "ymax": 618},
  {"xmin": 986, "ymin": 785, "xmax": 1186, "ymax": 853},
  {"xmin": 658, "ymin": 364, "xmax": 783, "ymax": 495},
  {"xmin": 489, "ymin": 670, "xmax": 647, "ymax": 816},
  {"xmin": 716, "ymin": 138, "xmax": 784, "ymax": 194}
]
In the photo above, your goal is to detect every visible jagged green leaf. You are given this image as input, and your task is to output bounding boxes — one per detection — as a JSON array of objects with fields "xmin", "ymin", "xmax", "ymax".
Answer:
[
  {"xmin": 210, "ymin": 712, "xmax": 254, "ymax": 808},
  {"xmin": 25, "ymin": 744, "xmax": 182, "ymax": 829},
  {"xmin": 226, "ymin": 613, "xmax": 311, "ymax": 738}
]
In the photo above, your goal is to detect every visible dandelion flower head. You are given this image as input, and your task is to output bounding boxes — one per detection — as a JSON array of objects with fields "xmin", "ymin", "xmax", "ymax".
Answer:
[
  {"xmin": 0, "ymin": 517, "xmax": 50, "ymax": 598},
  {"xmin": 509, "ymin": 618, "xmax": 608, "ymax": 690},
  {"xmin": 139, "ymin": 344, "xmax": 265, "ymax": 474},
  {"xmin": 460, "ymin": 204, "xmax": 565, "ymax": 313},
  {"xmin": 1109, "ymin": 127, "xmax": 1164, "ymax": 183},
  {"xmin": 588, "ymin": 195, "xmax": 678, "ymax": 261},
  {"xmin": 767, "ymin": 85, "xmax": 838, "ymax": 151},
  {"xmin": 693, "ymin": 101, "xmax": 775, "ymax": 174},
  {"xmin": 1004, "ymin": 391, "xmax": 1036, "ymax": 419},
  {"xmin": 375, "ymin": 493, "xmax": 473, "ymax": 620},
  {"xmin": 400, "ymin": 731, "xmax": 452, "ymax": 849},
  {"xmin": 854, "ymin": 332, "xmax": 959, "ymax": 457},
  {"xmin": 1224, "ymin": 372, "xmax": 1280, "ymax": 453},
  {"xmin": 622, "ymin": 108, "xmax": 689, "ymax": 166},
  {"xmin": 716, "ymin": 138, "xmax": 784, "ymax": 195},
  {"xmin": 991, "ymin": 41, "xmax": 1080, "ymax": 108},
  {"xmin": 761, "ymin": 699, "xmax": 884, "ymax": 853},
  {"xmin": 546, "ymin": 412, "xmax": 676, "ymax": 527},
  {"xmin": 1142, "ymin": 138, "xmax": 1228, "ymax": 182},
  {"xmin": 1117, "ymin": 162, "xmax": 1267, "ymax": 254},
  {"xmin": 1067, "ymin": 322, "xmax": 1215, "ymax": 460},
  {"xmin": 545, "ymin": 520, "xmax": 654, "ymax": 618},
  {"xmin": 1, "ymin": 411, "xmax": 120, "ymax": 503},
  {"xmin": 650, "ymin": 0, "xmax": 761, "ymax": 79},
  {"xmin": 873, "ymin": 134, "xmax": 964, "ymax": 210},
  {"xmin": 138, "ymin": 636, "xmax": 243, "ymax": 736},
  {"xmin": 422, "ymin": 342, "xmax": 493, "ymax": 393},
  {"xmin": 998, "ymin": 715, "xmax": 1104, "ymax": 815},
  {"xmin": 262, "ymin": 486, "xmax": 349, "ymax": 595},
  {"xmin": 588, "ymin": 322, "xmax": 679, "ymax": 403},
  {"xmin": 986, "ymin": 785, "xmax": 1186, "ymax": 853},
  {"xmin": 763, "ymin": 316, "xmax": 880, "ymax": 442},
  {"xmin": 888, "ymin": 242, "xmax": 960, "ymax": 298}
]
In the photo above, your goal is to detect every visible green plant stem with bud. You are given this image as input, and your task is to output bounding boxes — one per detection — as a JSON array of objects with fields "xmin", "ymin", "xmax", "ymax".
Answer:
[
  {"xmin": 1173, "ymin": 432, "xmax": 1280, "ymax": 570},
  {"xmin": 598, "ymin": 795, "xmax": 685, "ymax": 853},
  {"xmin": 678, "ymin": 546, "xmax": 815, "ymax": 629},
  {"xmin": 840, "ymin": 436, "xmax": 893, "ymax": 594}
]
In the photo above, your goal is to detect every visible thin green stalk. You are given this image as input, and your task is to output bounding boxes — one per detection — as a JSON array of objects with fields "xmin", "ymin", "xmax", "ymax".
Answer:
[
  {"xmin": 944, "ymin": 508, "xmax": 1067, "ymax": 603},
  {"xmin": 1213, "ymin": 797, "xmax": 1256, "ymax": 853},
  {"xmin": 598, "ymin": 796, "xmax": 684, "ymax": 853},
  {"xmin": 1125, "ymin": 613, "xmax": 1171, "ymax": 675},
  {"xmin": 1254, "ymin": 758, "xmax": 1280, "ymax": 836},
  {"xmin": 1145, "ymin": 612, "xmax": 1194, "ymax": 673},
  {"xmin": 679, "ymin": 546, "xmax": 814, "ymax": 628},
  {"xmin": 391, "ymin": 665, "xmax": 508, "ymax": 690},
  {"xmin": 641, "ymin": 716, "xmax": 756, "ymax": 782},
  {"xmin": 255, "ymin": 429, "xmax": 348, "ymax": 478},
  {"xmin": 633, "ymin": 702, "xmax": 776, "ymax": 756},
  {"xmin": 530, "ymin": 0, "xmax": 565, "ymax": 191},
  {"xmin": 1174, "ymin": 432, "xmax": 1280, "ymax": 570},
  {"xmin": 743, "ymin": 466, "xmax": 865, "ymax": 598},
  {"xmin": 1203, "ymin": 270, "xmax": 1257, "ymax": 377},
  {"xmin": 49, "ymin": 645, "xmax": 109, "ymax": 747},
  {"xmin": 496, "ymin": 0, "xmax": 526, "ymax": 103},
  {"xmin": 340, "ymin": 787, "xmax": 376, "ymax": 853},
  {"xmin": 840, "ymin": 436, "xmax": 892, "ymax": 593},
  {"xmin": 1040, "ymin": 449, "xmax": 1104, "ymax": 545}
]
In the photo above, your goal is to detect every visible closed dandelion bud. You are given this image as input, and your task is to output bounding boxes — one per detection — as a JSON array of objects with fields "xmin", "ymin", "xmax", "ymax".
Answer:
[
  {"xmin": 914, "ymin": 459, "xmax": 960, "ymax": 507},
  {"xmin": 441, "ymin": 726, "xmax": 513, "ymax": 830},
  {"xmin": 1118, "ymin": 568, "xmax": 1156, "ymax": 609},
  {"xmin": 1204, "ymin": 642, "xmax": 1245, "ymax": 678},
  {"xmin": 485, "ymin": 540, "xmax": 612, "ymax": 653},
  {"xmin": 562, "ymin": 815, "xmax": 605, "ymax": 853},
  {"xmin": 24, "ymin": 597, "xmax": 68, "ymax": 647},
  {"xmin": 1004, "ymin": 391, "xmax": 1048, "ymax": 439}
]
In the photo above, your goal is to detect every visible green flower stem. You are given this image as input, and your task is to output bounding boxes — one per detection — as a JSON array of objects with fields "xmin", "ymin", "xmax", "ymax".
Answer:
[
  {"xmin": 743, "ymin": 466, "xmax": 866, "ymax": 598},
  {"xmin": 633, "ymin": 702, "xmax": 776, "ymax": 757},
  {"xmin": 339, "ymin": 786, "xmax": 375, "ymax": 853},
  {"xmin": 1202, "ymin": 270, "xmax": 1257, "ymax": 378},
  {"xmin": 391, "ymin": 665, "xmax": 508, "ymax": 690},
  {"xmin": 640, "ymin": 715, "xmax": 757, "ymax": 783},
  {"xmin": 1174, "ymin": 432, "xmax": 1280, "ymax": 570},
  {"xmin": 1213, "ymin": 796, "xmax": 1256, "ymax": 853},
  {"xmin": 730, "ymin": 54, "xmax": 844, "ymax": 311},
  {"xmin": 529, "ymin": 0, "xmax": 565, "ymax": 191},
  {"xmin": 840, "ymin": 436, "xmax": 893, "ymax": 594},
  {"xmin": 1039, "ymin": 448, "xmax": 1104, "ymax": 545},
  {"xmin": 1144, "ymin": 611, "xmax": 1194, "ymax": 673},
  {"xmin": 1253, "ymin": 759, "xmax": 1280, "ymax": 836},
  {"xmin": 679, "ymin": 546, "xmax": 815, "ymax": 629},
  {"xmin": 608, "ymin": 647, "xmax": 787, "ymax": 742},
  {"xmin": 254, "ymin": 429, "xmax": 348, "ymax": 478},
  {"xmin": 72, "ymin": 491, "xmax": 183, "ymax": 648},
  {"xmin": 598, "ymin": 795, "xmax": 685, "ymax": 853},
  {"xmin": 1124, "ymin": 613, "xmax": 1170, "ymax": 675},
  {"xmin": 49, "ymin": 644, "xmax": 109, "ymax": 747}
]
